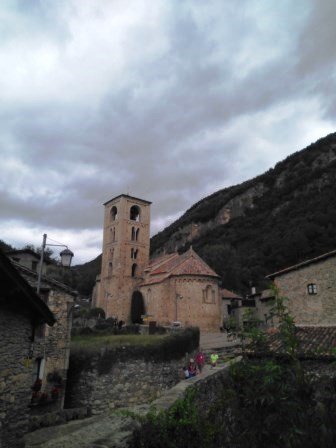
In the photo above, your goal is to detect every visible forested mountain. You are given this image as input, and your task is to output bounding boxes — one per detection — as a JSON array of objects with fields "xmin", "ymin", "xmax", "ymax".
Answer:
[{"xmin": 151, "ymin": 132, "xmax": 336, "ymax": 294}]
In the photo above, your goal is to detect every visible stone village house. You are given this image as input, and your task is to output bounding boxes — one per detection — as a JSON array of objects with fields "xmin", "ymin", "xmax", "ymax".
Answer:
[
  {"xmin": 93, "ymin": 194, "xmax": 224, "ymax": 332},
  {"xmin": 266, "ymin": 249, "xmax": 336, "ymax": 326},
  {"xmin": 0, "ymin": 250, "xmax": 55, "ymax": 448},
  {"xmin": 241, "ymin": 249, "xmax": 336, "ymax": 330},
  {"xmin": 1, "ymin": 250, "xmax": 76, "ymax": 446}
]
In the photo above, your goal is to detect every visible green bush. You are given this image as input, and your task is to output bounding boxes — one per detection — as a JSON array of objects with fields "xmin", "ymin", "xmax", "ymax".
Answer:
[
  {"xmin": 131, "ymin": 388, "xmax": 217, "ymax": 448},
  {"xmin": 88, "ymin": 307, "xmax": 106, "ymax": 319}
]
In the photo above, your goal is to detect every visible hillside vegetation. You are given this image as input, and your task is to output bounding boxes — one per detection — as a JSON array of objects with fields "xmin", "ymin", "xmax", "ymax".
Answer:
[{"xmin": 151, "ymin": 132, "xmax": 336, "ymax": 294}]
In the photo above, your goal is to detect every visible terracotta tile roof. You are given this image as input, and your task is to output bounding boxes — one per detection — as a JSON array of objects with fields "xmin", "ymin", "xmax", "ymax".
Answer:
[
  {"xmin": 252, "ymin": 326, "xmax": 336, "ymax": 359},
  {"xmin": 140, "ymin": 247, "xmax": 219, "ymax": 287},
  {"xmin": 147, "ymin": 252, "xmax": 178, "ymax": 268},
  {"xmin": 222, "ymin": 289, "xmax": 242, "ymax": 300},
  {"xmin": 267, "ymin": 249, "xmax": 336, "ymax": 279}
]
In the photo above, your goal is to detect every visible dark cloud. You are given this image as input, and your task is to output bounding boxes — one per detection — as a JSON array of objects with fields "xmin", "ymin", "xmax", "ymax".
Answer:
[{"xmin": 1, "ymin": 0, "xmax": 336, "ymax": 262}]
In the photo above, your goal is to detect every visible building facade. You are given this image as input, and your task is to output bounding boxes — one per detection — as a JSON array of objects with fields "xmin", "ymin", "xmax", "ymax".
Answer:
[
  {"xmin": 95, "ymin": 194, "xmax": 151, "ymax": 321},
  {"xmin": 0, "ymin": 251, "xmax": 55, "ymax": 448},
  {"xmin": 14, "ymin": 261, "xmax": 76, "ymax": 409},
  {"xmin": 267, "ymin": 250, "xmax": 336, "ymax": 325},
  {"xmin": 95, "ymin": 194, "xmax": 223, "ymax": 331}
]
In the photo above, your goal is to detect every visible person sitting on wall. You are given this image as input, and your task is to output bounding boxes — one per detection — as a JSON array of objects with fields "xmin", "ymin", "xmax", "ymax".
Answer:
[
  {"xmin": 188, "ymin": 358, "xmax": 197, "ymax": 377},
  {"xmin": 183, "ymin": 366, "xmax": 190, "ymax": 379}
]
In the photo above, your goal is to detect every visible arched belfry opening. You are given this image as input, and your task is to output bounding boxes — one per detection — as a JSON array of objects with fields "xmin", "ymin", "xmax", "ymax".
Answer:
[
  {"xmin": 130, "ymin": 205, "xmax": 140, "ymax": 221},
  {"xmin": 131, "ymin": 291, "xmax": 145, "ymax": 324},
  {"xmin": 110, "ymin": 206, "xmax": 117, "ymax": 221}
]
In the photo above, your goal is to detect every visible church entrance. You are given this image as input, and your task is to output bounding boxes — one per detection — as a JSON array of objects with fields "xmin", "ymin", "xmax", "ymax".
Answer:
[{"xmin": 131, "ymin": 290, "xmax": 145, "ymax": 324}]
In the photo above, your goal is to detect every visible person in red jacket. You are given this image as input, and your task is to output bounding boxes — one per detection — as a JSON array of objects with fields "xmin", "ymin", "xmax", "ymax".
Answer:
[{"xmin": 195, "ymin": 350, "xmax": 205, "ymax": 373}]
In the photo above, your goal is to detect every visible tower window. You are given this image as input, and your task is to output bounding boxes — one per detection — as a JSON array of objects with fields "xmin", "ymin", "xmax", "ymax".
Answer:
[
  {"xmin": 111, "ymin": 206, "xmax": 118, "ymax": 221},
  {"xmin": 131, "ymin": 227, "xmax": 136, "ymax": 241},
  {"xmin": 136, "ymin": 228, "xmax": 139, "ymax": 241},
  {"xmin": 111, "ymin": 227, "xmax": 116, "ymax": 242},
  {"xmin": 131, "ymin": 263, "xmax": 137, "ymax": 278},
  {"xmin": 130, "ymin": 205, "xmax": 140, "ymax": 221},
  {"xmin": 131, "ymin": 248, "xmax": 138, "ymax": 259},
  {"xmin": 307, "ymin": 283, "xmax": 317, "ymax": 295},
  {"xmin": 108, "ymin": 262, "xmax": 113, "ymax": 275}
]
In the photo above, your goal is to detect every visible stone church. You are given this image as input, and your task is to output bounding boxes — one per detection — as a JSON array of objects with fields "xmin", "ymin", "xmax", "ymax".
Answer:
[{"xmin": 94, "ymin": 194, "xmax": 222, "ymax": 331}]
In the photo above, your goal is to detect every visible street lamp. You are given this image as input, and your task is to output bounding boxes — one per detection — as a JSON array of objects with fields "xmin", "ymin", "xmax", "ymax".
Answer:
[{"xmin": 37, "ymin": 233, "xmax": 74, "ymax": 294}]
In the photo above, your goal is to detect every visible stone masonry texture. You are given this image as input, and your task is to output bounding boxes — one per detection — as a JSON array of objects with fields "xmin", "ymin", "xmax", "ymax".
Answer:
[
  {"xmin": 274, "ymin": 256, "xmax": 336, "ymax": 325},
  {"xmin": 0, "ymin": 309, "xmax": 34, "ymax": 448}
]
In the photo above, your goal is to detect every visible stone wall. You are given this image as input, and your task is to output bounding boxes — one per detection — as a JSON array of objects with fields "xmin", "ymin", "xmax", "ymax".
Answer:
[
  {"xmin": 0, "ymin": 309, "xmax": 33, "ymax": 448},
  {"xmin": 65, "ymin": 355, "xmax": 186, "ymax": 415},
  {"xmin": 274, "ymin": 256, "xmax": 336, "ymax": 325},
  {"xmin": 31, "ymin": 289, "xmax": 73, "ymax": 410}
]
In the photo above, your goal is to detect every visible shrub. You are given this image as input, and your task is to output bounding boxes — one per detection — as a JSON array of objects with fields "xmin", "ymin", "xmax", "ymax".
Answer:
[
  {"xmin": 88, "ymin": 307, "xmax": 106, "ymax": 319},
  {"xmin": 131, "ymin": 388, "xmax": 216, "ymax": 448}
]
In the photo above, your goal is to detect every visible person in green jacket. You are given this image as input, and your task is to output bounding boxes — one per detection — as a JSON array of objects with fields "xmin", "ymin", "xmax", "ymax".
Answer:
[{"xmin": 210, "ymin": 352, "xmax": 219, "ymax": 368}]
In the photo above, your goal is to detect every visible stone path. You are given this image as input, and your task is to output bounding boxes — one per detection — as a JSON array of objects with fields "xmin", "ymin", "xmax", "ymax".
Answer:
[{"xmin": 200, "ymin": 332, "xmax": 241, "ymax": 351}]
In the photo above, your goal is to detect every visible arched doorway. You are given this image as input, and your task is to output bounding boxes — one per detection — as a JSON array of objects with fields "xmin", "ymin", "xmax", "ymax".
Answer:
[{"xmin": 131, "ymin": 290, "xmax": 145, "ymax": 324}]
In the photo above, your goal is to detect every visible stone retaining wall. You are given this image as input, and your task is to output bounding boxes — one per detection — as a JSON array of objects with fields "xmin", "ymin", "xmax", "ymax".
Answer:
[{"xmin": 65, "ymin": 356, "xmax": 187, "ymax": 414}]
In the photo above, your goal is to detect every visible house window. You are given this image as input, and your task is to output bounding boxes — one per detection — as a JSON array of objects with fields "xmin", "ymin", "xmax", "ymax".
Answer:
[
  {"xmin": 31, "ymin": 261, "xmax": 38, "ymax": 271},
  {"xmin": 32, "ymin": 357, "xmax": 45, "ymax": 382},
  {"xmin": 307, "ymin": 283, "xmax": 317, "ymax": 295}
]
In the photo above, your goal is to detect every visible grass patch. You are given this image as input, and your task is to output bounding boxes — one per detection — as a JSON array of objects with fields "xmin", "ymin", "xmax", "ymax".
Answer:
[{"xmin": 71, "ymin": 334, "xmax": 167, "ymax": 350}]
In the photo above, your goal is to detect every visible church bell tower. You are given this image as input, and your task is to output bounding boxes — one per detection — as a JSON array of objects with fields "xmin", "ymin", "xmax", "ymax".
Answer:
[{"xmin": 96, "ymin": 194, "xmax": 151, "ymax": 321}]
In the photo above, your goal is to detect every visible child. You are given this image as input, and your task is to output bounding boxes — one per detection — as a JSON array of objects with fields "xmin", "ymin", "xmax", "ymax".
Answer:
[
  {"xmin": 210, "ymin": 352, "xmax": 219, "ymax": 368},
  {"xmin": 188, "ymin": 358, "xmax": 197, "ymax": 377},
  {"xmin": 183, "ymin": 366, "xmax": 190, "ymax": 379}
]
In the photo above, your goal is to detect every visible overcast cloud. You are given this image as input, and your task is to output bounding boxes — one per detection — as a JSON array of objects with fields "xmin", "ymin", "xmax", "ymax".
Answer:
[{"xmin": 1, "ymin": 0, "xmax": 336, "ymax": 264}]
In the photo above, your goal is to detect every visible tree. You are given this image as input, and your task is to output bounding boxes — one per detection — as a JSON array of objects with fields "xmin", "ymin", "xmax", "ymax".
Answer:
[{"xmin": 131, "ymin": 291, "xmax": 145, "ymax": 324}]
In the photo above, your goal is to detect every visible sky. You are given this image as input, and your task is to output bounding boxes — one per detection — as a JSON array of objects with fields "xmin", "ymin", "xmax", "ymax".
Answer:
[{"xmin": 1, "ymin": 0, "xmax": 336, "ymax": 265}]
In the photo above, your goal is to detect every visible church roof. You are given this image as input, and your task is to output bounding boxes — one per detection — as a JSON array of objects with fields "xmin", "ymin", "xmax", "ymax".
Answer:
[
  {"xmin": 140, "ymin": 247, "xmax": 219, "ymax": 286},
  {"xmin": 221, "ymin": 289, "xmax": 242, "ymax": 300}
]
